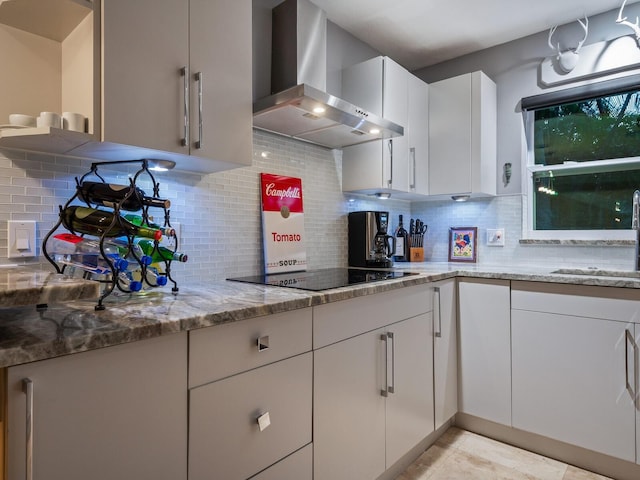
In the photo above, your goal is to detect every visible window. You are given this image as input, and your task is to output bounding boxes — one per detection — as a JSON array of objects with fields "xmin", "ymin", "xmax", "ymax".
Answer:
[{"xmin": 522, "ymin": 76, "xmax": 640, "ymax": 239}]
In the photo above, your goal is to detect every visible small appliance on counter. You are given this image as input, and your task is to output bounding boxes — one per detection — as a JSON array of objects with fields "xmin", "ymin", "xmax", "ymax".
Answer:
[{"xmin": 348, "ymin": 211, "xmax": 396, "ymax": 268}]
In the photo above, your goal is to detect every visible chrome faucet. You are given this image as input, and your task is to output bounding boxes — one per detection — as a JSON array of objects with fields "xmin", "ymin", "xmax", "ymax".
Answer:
[{"xmin": 633, "ymin": 190, "xmax": 640, "ymax": 270}]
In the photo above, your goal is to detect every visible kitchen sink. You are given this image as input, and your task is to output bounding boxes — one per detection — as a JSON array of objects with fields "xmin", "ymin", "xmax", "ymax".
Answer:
[{"xmin": 551, "ymin": 268, "xmax": 640, "ymax": 279}]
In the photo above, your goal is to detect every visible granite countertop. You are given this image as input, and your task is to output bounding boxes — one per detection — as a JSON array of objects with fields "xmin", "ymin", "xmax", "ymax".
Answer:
[{"xmin": 2, "ymin": 263, "xmax": 640, "ymax": 369}]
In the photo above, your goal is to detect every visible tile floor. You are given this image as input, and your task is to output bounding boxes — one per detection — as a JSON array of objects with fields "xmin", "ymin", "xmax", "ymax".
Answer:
[{"xmin": 396, "ymin": 427, "xmax": 613, "ymax": 480}]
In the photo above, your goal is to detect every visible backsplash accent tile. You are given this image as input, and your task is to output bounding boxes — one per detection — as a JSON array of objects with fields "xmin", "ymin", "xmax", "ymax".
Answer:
[{"xmin": 0, "ymin": 132, "xmax": 635, "ymax": 280}]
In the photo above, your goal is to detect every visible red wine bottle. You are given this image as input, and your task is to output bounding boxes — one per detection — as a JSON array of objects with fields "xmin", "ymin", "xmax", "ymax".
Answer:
[
  {"xmin": 77, "ymin": 181, "xmax": 170, "ymax": 211},
  {"xmin": 61, "ymin": 206, "xmax": 163, "ymax": 241},
  {"xmin": 394, "ymin": 214, "xmax": 409, "ymax": 262}
]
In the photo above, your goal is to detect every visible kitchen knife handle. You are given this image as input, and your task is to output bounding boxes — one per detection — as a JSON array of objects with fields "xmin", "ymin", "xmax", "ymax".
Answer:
[
  {"xmin": 434, "ymin": 287, "xmax": 442, "ymax": 338},
  {"xmin": 388, "ymin": 332, "xmax": 395, "ymax": 394},
  {"xmin": 195, "ymin": 71, "xmax": 203, "ymax": 149},
  {"xmin": 181, "ymin": 66, "xmax": 189, "ymax": 147},
  {"xmin": 381, "ymin": 333, "xmax": 389, "ymax": 397},
  {"xmin": 409, "ymin": 147, "xmax": 416, "ymax": 190},
  {"xmin": 23, "ymin": 378, "xmax": 34, "ymax": 480}
]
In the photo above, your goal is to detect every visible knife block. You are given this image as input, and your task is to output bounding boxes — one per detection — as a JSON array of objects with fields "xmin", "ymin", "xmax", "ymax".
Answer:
[{"xmin": 409, "ymin": 247, "xmax": 424, "ymax": 262}]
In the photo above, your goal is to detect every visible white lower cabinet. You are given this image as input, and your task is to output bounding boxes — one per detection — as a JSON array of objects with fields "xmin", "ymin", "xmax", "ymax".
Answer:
[
  {"xmin": 6, "ymin": 333, "xmax": 188, "ymax": 480},
  {"xmin": 313, "ymin": 285, "xmax": 434, "ymax": 480},
  {"xmin": 457, "ymin": 278, "xmax": 511, "ymax": 425},
  {"xmin": 511, "ymin": 282, "xmax": 639, "ymax": 463},
  {"xmin": 188, "ymin": 308, "xmax": 313, "ymax": 480},
  {"xmin": 432, "ymin": 279, "xmax": 458, "ymax": 429}
]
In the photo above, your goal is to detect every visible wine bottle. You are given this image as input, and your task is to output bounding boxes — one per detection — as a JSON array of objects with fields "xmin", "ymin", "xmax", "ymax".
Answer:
[
  {"xmin": 136, "ymin": 239, "xmax": 188, "ymax": 263},
  {"xmin": 48, "ymin": 232, "xmax": 148, "ymax": 262},
  {"xmin": 61, "ymin": 206, "xmax": 163, "ymax": 241},
  {"xmin": 123, "ymin": 214, "xmax": 176, "ymax": 237},
  {"xmin": 54, "ymin": 253, "xmax": 129, "ymax": 275},
  {"xmin": 117, "ymin": 271, "xmax": 143, "ymax": 292},
  {"xmin": 77, "ymin": 181, "xmax": 170, "ymax": 211},
  {"xmin": 394, "ymin": 214, "xmax": 409, "ymax": 262}
]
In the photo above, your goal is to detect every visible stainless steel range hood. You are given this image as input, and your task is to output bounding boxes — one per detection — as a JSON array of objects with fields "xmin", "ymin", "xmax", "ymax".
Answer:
[{"xmin": 252, "ymin": 0, "xmax": 404, "ymax": 149}]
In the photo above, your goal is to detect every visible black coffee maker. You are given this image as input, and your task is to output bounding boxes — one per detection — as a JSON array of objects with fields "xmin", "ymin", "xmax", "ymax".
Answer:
[{"xmin": 348, "ymin": 211, "xmax": 396, "ymax": 268}]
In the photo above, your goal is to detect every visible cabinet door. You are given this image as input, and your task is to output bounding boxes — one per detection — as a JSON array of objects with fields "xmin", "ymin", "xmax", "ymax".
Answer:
[
  {"xmin": 458, "ymin": 279, "xmax": 511, "ymax": 425},
  {"xmin": 408, "ymin": 74, "xmax": 429, "ymax": 196},
  {"xmin": 386, "ymin": 313, "xmax": 434, "ymax": 467},
  {"xmin": 512, "ymin": 311, "xmax": 636, "ymax": 462},
  {"xmin": 189, "ymin": 353, "xmax": 312, "ymax": 480},
  {"xmin": 189, "ymin": 0, "xmax": 252, "ymax": 166},
  {"xmin": 314, "ymin": 329, "xmax": 386, "ymax": 480},
  {"xmin": 433, "ymin": 279, "xmax": 458, "ymax": 429},
  {"xmin": 428, "ymin": 73, "xmax": 472, "ymax": 196},
  {"xmin": 342, "ymin": 140, "xmax": 386, "ymax": 192},
  {"xmin": 383, "ymin": 58, "xmax": 409, "ymax": 192},
  {"xmin": 102, "ymin": 0, "xmax": 189, "ymax": 154},
  {"xmin": 636, "ymin": 325, "xmax": 640, "ymax": 466},
  {"xmin": 7, "ymin": 333, "xmax": 188, "ymax": 480}
]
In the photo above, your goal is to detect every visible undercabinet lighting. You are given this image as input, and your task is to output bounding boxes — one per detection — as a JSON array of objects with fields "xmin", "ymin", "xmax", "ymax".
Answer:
[
  {"xmin": 451, "ymin": 195, "xmax": 470, "ymax": 202},
  {"xmin": 313, "ymin": 106, "xmax": 326, "ymax": 114},
  {"xmin": 375, "ymin": 192, "xmax": 391, "ymax": 199},
  {"xmin": 147, "ymin": 159, "xmax": 176, "ymax": 172},
  {"xmin": 369, "ymin": 128, "xmax": 380, "ymax": 135}
]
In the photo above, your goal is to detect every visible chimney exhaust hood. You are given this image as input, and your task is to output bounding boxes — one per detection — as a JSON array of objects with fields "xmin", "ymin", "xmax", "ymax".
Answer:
[{"xmin": 252, "ymin": 0, "xmax": 404, "ymax": 149}]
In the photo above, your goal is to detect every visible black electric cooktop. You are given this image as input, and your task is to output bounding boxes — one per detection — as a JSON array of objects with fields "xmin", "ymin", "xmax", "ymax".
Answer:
[{"xmin": 227, "ymin": 268, "xmax": 417, "ymax": 292}]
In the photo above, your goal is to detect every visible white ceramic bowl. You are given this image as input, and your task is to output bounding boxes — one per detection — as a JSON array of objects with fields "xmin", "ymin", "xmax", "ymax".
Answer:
[{"xmin": 9, "ymin": 114, "xmax": 37, "ymax": 127}]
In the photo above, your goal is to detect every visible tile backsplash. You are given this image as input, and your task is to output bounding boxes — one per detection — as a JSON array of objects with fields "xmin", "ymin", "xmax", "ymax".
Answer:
[{"xmin": 0, "ymin": 130, "xmax": 635, "ymax": 284}]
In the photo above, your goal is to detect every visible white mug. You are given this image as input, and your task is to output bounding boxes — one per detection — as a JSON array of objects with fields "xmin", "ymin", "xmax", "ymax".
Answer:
[
  {"xmin": 37, "ymin": 112, "xmax": 61, "ymax": 128},
  {"xmin": 9, "ymin": 114, "xmax": 36, "ymax": 127},
  {"xmin": 62, "ymin": 112, "xmax": 86, "ymax": 132}
]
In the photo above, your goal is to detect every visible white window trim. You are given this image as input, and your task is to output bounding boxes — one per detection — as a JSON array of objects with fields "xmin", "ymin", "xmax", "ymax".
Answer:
[{"xmin": 523, "ymin": 110, "xmax": 638, "ymax": 241}]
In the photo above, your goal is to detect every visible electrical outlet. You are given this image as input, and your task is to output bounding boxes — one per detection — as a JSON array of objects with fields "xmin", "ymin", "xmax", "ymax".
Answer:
[
  {"xmin": 486, "ymin": 228, "xmax": 505, "ymax": 247},
  {"xmin": 160, "ymin": 222, "xmax": 181, "ymax": 249}
]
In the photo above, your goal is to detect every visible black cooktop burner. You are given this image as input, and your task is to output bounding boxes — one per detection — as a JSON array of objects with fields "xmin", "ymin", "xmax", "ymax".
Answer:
[{"xmin": 227, "ymin": 268, "xmax": 417, "ymax": 291}]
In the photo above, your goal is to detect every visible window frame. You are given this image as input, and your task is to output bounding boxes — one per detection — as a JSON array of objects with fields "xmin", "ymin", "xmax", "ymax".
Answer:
[{"xmin": 521, "ymin": 77, "xmax": 640, "ymax": 241}]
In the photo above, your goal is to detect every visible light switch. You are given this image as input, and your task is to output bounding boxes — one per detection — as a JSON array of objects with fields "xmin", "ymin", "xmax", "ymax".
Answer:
[{"xmin": 8, "ymin": 220, "xmax": 36, "ymax": 258}]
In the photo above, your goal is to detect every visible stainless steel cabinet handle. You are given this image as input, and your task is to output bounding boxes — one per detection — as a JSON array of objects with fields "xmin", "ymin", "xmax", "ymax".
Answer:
[
  {"xmin": 381, "ymin": 333, "xmax": 389, "ymax": 397},
  {"xmin": 625, "ymin": 328, "xmax": 635, "ymax": 396},
  {"xmin": 387, "ymin": 140, "xmax": 393, "ymax": 188},
  {"xmin": 409, "ymin": 147, "xmax": 416, "ymax": 190},
  {"xmin": 180, "ymin": 66, "xmax": 189, "ymax": 147},
  {"xmin": 257, "ymin": 335, "xmax": 270, "ymax": 352},
  {"xmin": 194, "ymin": 71, "xmax": 203, "ymax": 149},
  {"xmin": 434, "ymin": 287, "xmax": 442, "ymax": 338},
  {"xmin": 23, "ymin": 378, "xmax": 33, "ymax": 480},
  {"xmin": 257, "ymin": 411, "xmax": 271, "ymax": 432},
  {"xmin": 388, "ymin": 331, "xmax": 395, "ymax": 394}
]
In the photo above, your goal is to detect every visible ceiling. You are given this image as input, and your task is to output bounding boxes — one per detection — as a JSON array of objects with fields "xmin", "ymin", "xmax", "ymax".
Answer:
[{"xmin": 309, "ymin": 0, "xmax": 640, "ymax": 70}]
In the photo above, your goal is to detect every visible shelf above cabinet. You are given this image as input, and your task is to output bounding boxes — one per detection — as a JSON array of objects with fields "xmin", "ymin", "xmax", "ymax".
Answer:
[
  {"xmin": 0, "ymin": 0, "xmax": 92, "ymax": 42},
  {"xmin": 0, "ymin": 126, "xmax": 91, "ymax": 154}
]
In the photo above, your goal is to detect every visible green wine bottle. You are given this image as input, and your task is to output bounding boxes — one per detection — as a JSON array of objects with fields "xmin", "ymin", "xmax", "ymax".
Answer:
[
  {"xmin": 61, "ymin": 206, "xmax": 162, "ymax": 241},
  {"xmin": 123, "ymin": 214, "xmax": 176, "ymax": 237},
  {"xmin": 136, "ymin": 239, "xmax": 188, "ymax": 263}
]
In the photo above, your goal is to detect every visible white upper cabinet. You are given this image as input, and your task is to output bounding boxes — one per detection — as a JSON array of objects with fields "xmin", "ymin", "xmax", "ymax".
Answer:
[
  {"xmin": 428, "ymin": 71, "xmax": 496, "ymax": 199},
  {"xmin": 0, "ymin": 0, "xmax": 253, "ymax": 174},
  {"xmin": 341, "ymin": 56, "xmax": 409, "ymax": 195},
  {"xmin": 341, "ymin": 56, "xmax": 429, "ymax": 198}
]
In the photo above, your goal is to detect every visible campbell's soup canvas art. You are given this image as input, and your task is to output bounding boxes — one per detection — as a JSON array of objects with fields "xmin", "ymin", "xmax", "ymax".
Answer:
[{"xmin": 260, "ymin": 173, "xmax": 307, "ymax": 274}]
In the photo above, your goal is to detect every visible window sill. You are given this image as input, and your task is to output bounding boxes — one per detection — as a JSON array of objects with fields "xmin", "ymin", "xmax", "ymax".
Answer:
[{"xmin": 519, "ymin": 239, "xmax": 634, "ymax": 247}]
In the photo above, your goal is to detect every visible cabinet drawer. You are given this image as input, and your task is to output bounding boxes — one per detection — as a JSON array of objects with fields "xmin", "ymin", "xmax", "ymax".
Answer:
[
  {"xmin": 251, "ymin": 444, "xmax": 312, "ymax": 480},
  {"xmin": 189, "ymin": 308, "xmax": 312, "ymax": 387},
  {"xmin": 512, "ymin": 281, "xmax": 640, "ymax": 322},
  {"xmin": 314, "ymin": 284, "xmax": 431, "ymax": 349},
  {"xmin": 189, "ymin": 353, "xmax": 312, "ymax": 480}
]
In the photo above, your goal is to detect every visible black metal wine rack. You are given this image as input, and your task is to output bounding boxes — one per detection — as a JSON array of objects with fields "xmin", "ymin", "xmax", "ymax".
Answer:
[{"xmin": 43, "ymin": 159, "xmax": 179, "ymax": 310}]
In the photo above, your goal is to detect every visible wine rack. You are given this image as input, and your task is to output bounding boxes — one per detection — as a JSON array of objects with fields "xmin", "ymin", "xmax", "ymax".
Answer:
[{"xmin": 43, "ymin": 159, "xmax": 180, "ymax": 310}]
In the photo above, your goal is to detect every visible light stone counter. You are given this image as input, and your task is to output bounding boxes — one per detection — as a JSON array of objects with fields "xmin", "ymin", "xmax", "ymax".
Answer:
[{"xmin": 2, "ymin": 263, "xmax": 640, "ymax": 368}]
